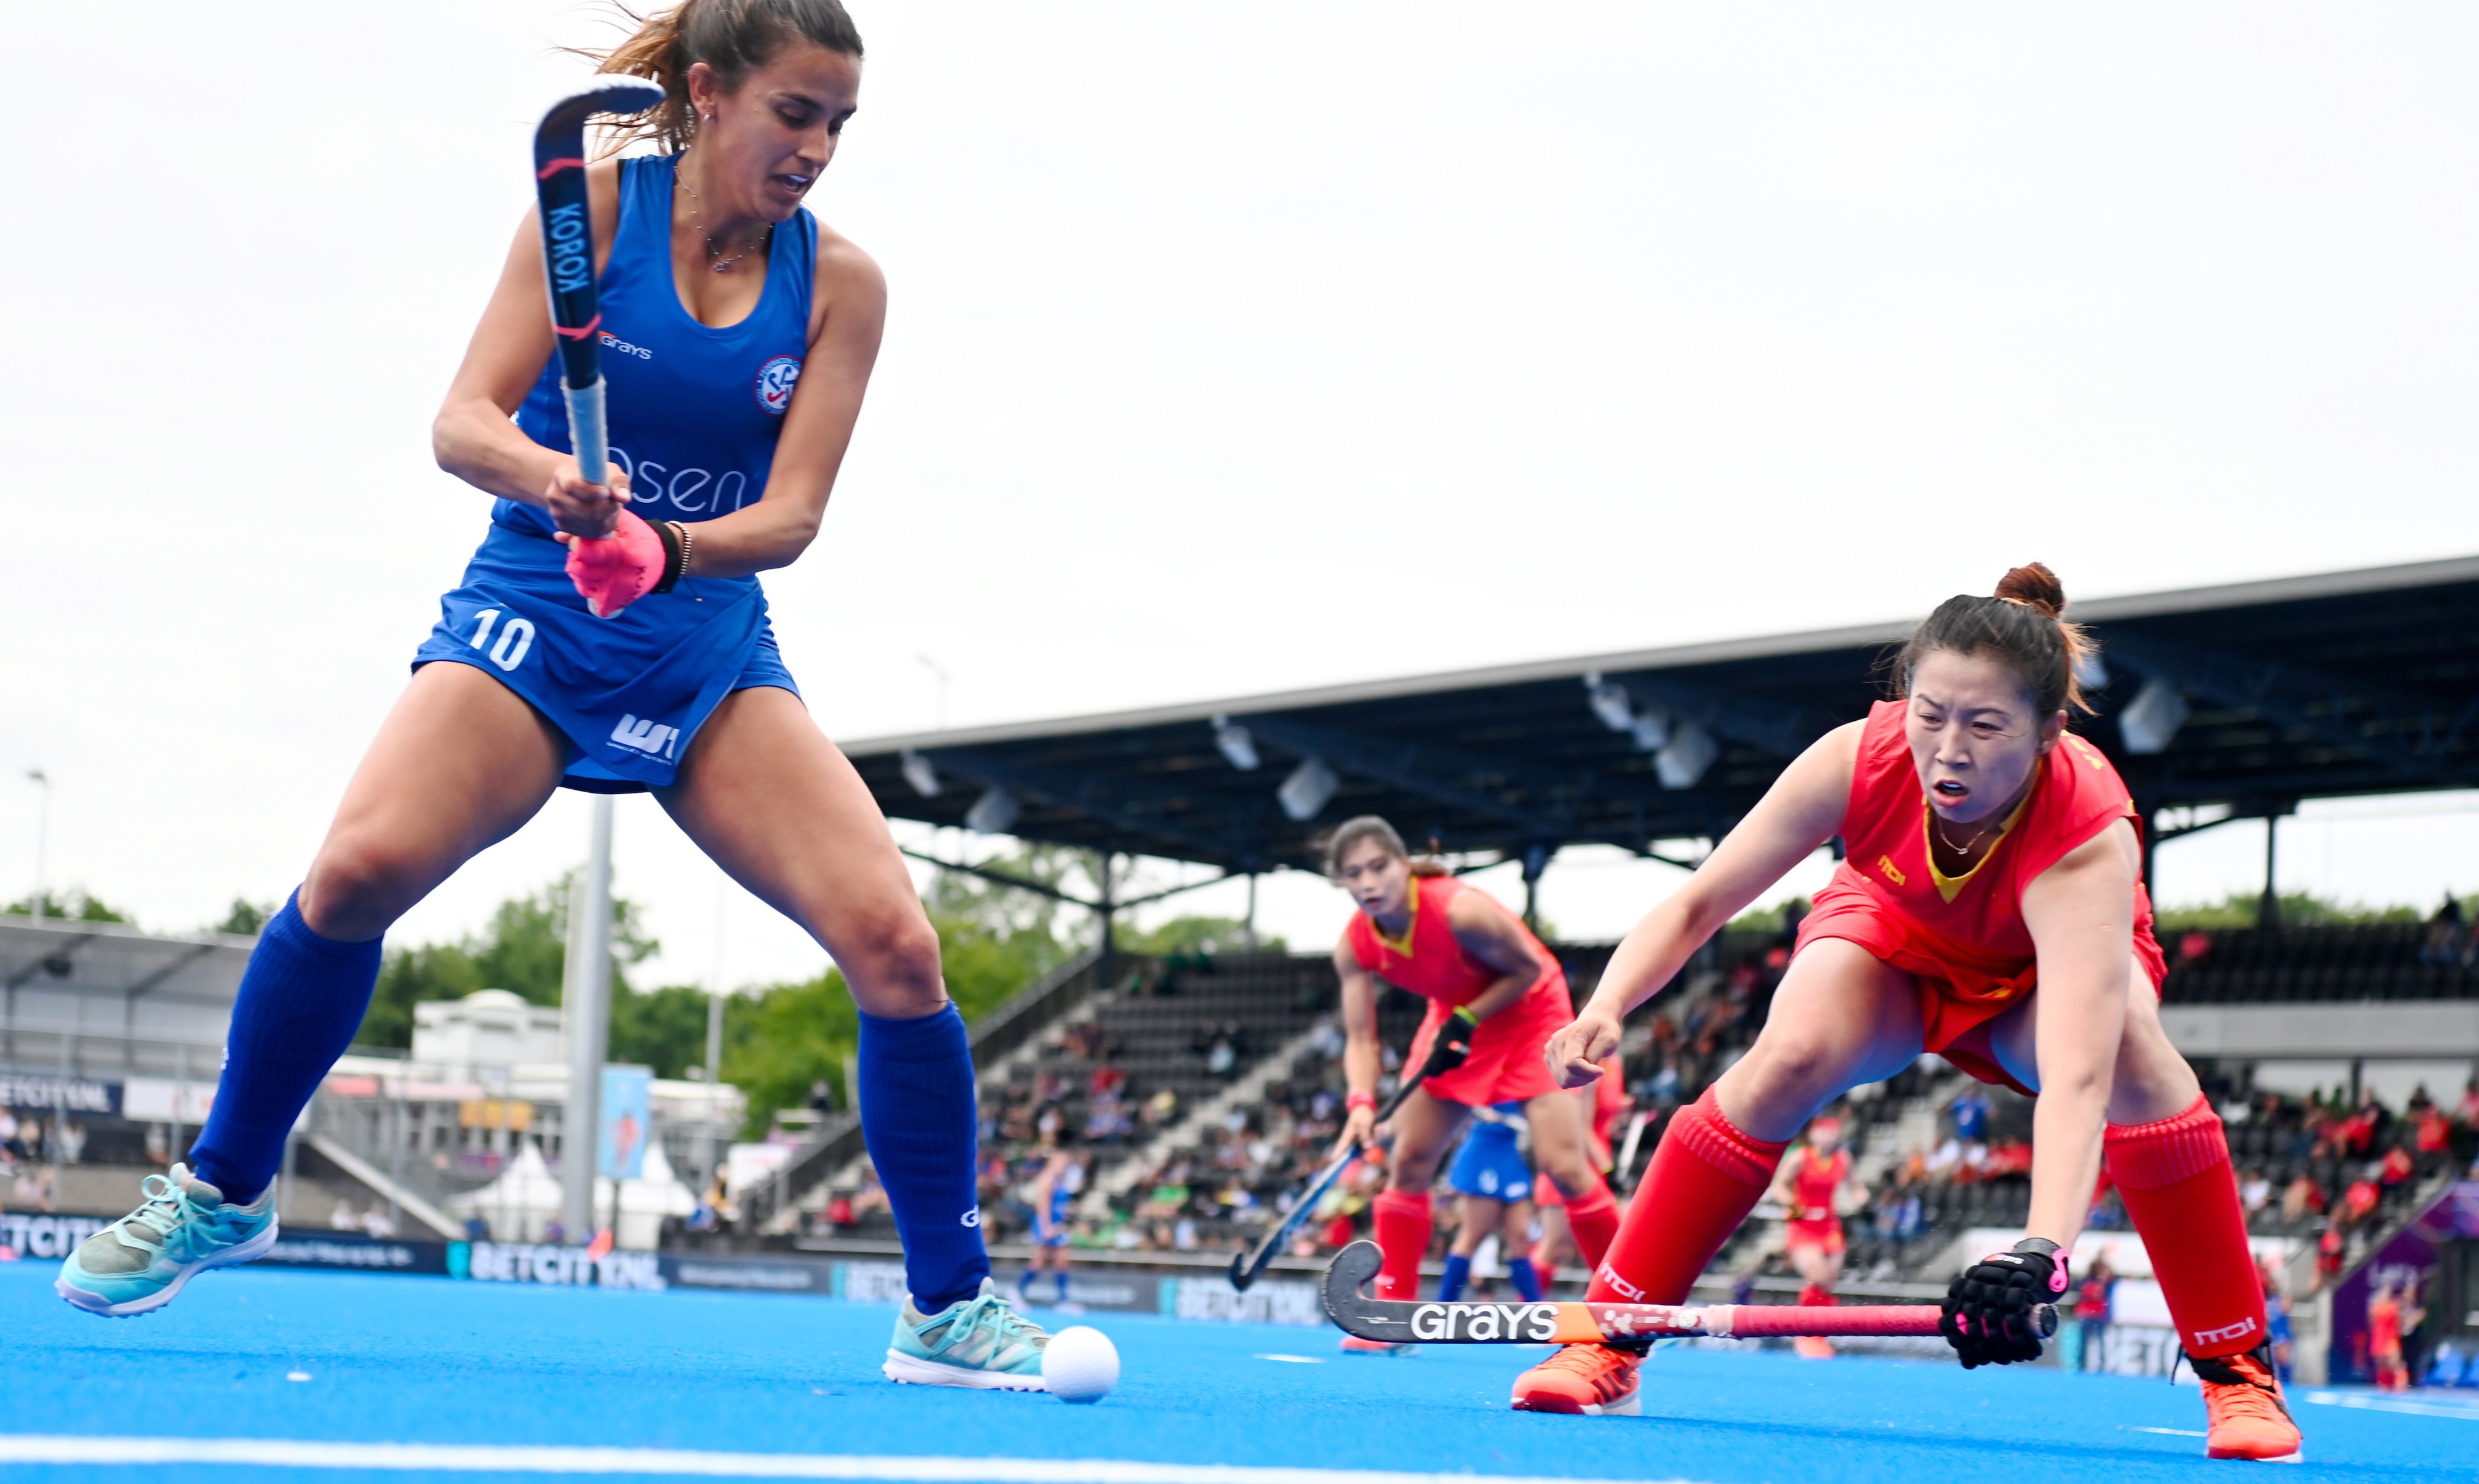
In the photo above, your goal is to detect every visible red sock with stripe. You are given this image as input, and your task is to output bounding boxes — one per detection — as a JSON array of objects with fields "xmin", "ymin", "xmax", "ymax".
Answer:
[
  {"xmin": 1587, "ymin": 1089, "xmax": 1787, "ymax": 1305},
  {"xmin": 1560, "ymin": 1181, "xmax": 1621, "ymax": 1272},
  {"xmin": 2106, "ymin": 1094, "xmax": 2267, "ymax": 1359},
  {"xmin": 1372, "ymin": 1188, "xmax": 1433, "ymax": 1302}
]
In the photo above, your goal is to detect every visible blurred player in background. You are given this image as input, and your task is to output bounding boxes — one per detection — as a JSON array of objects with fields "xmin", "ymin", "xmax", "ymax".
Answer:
[
  {"xmin": 55, "ymin": 0, "xmax": 1057, "ymax": 1393},
  {"xmin": 1328, "ymin": 818, "xmax": 1623, "ymax": 1354},
  {"xmin": 1019, "ymin": 1141, "xmax": 1082, "ymax": 1312},
  {"xmin": 1529, "ymin": 1056, "xmax": 1630, "ymax": 1279},
  {"xmin": 1764, "ymin": 1113, "xmax": 1859, "ymax": 1358},
  {"xmin": 1439, "ymin": 1105, "xmax": 1543, "ymax": 1302},
  {"xmin": 1522, "ymin": 566, "xmax": 2301, "ymax": 1460}
]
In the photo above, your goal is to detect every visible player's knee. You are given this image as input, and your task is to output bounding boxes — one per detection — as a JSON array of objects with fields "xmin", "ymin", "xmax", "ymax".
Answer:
[
  {"xmin": 301, "ymin": 837, "xmax": 418, "ymax": 938},
  {"xmin": 844, "ymin": 913, "xmax": 946, "ymax": 1017}
]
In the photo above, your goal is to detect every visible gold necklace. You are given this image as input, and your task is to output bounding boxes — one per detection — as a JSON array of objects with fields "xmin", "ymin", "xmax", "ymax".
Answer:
[{"xmin": 1931, "ymin": 809, "xmax": 1998, "ymax": 858}]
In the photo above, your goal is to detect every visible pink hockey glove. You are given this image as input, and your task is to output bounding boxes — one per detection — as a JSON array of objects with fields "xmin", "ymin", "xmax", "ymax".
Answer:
[{"xmin": 562, "ymin": 508, "xmax": 668, "ymax": 619}]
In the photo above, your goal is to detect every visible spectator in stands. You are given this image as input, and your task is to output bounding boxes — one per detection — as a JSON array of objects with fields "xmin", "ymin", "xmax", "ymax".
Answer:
[
  {"xmin": 2239, "ymin": 1169, "xmax": 2271, "ymax": 1220},
  {"xmin": 2379, "ymin": 1144, "xmax": 2415, "ymax": 1189},
  {"xmin": 2340, "ymin": 1172, "xmax": 2382, "ymax": 1229},
  {"xmin": 0, "ymin": 1105, "xmax": 16, "ymax": 1164},
  {"xmin": 361, "ymin": 1206, "xmax": 396, "ymax": 1239},
  {"xmin": 1141, "ymin": 1088, "xmax": 1179, "ymax": 1131},
  {"xmin": 2415, "ymin": 1100, "xmax": 2452, "ymax": 1175},
  {"xmin": 2178, "ymin": 928, "xmax": 2212, "ymax": 966},
  {"xmin": 2421, "ymin": 896, "xmax": 2467, "ymax": 967},
  {"xmin": 11, "ymin": 1164, "xmax": 53, "ymax": 1213},
  {"xmin": 1949, "ymin": 1085, "xmax": 1990, "ymax": 1144}
]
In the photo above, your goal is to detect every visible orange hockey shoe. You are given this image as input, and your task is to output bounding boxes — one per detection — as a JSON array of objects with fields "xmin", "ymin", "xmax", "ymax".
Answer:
[
  {"xmin": 1510, "ymin": 1342, "xmax": 1642, "ymax": 1416},
  {"xmin": 1338, "ymin": 1335, "xmax": 1415, "ymax": 1357},
  {"xmin": 2192, "ymin": 1345, "xmax": 2303, "ymax": 1462}
]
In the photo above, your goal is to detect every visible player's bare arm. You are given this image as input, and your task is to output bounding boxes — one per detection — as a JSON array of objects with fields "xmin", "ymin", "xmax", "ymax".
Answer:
[
  {"xmin": 2015, "ymin": 818, "xmax": 2138, "ymax": 1250},
  {"xmin": 1332, "ymin": 939, "xmax": 1385, "ymax": 1154},
  {"xmin": 1442, "ymin": 889, "xmax": 1548, "ymax": 1022},
  {"xmin": 1548, "ymin": 720, "xmax": 1862, "ymax": 1086}
]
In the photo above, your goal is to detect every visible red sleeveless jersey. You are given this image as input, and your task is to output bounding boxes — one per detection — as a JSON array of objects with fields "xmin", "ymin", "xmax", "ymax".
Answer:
[
  {"xmin": 1345, "ymin": 875, "xmax": 1569, "ymax": 1105},
  {"xmin": 1796, "ymin": 700, "xmax": 2166, "ymax": 1091},
  {"xmin": 1791, "ymin": 1146, "xmax": 1848, "ymax": 1224}
]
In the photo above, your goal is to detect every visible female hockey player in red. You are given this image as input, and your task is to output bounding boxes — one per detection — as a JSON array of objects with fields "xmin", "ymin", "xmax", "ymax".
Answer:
[
  {"xmin": 1520, "ymin": 566, "xmax": 2301, "ymax": 1462},
  {"xmin": 1764, "ymin": 1112, "xmax": 1859, "ymax": 1358},
  {"xmin": 1328, "ymin": 818, "xmax": 1624, "ymax": 1353}
]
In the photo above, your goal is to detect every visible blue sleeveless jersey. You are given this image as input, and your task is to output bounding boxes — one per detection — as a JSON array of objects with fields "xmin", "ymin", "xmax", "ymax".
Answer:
[{"xmin": 414, "ymin": 155, "xmax": 816, "ymax": 790}]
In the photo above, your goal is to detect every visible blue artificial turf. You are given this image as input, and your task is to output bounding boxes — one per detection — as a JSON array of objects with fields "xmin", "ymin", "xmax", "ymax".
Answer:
[{"xmin": 0, "ymin": 1259, "xmax": 2469, "ymax": 1483}]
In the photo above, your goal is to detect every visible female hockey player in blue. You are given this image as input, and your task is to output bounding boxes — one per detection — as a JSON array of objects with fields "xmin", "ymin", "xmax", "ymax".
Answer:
[{"xmin": 57, "ymin": 0, "xmax": 1052, "ymax": 1391}]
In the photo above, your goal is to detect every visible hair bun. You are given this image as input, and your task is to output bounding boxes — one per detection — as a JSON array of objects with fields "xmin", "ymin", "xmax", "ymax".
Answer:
[{"xmin": 1994, "ymin": 562, "xmax": 2066, "ymax": 618}]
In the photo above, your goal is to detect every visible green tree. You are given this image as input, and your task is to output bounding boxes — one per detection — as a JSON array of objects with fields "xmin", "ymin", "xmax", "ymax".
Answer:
[
  {"xmin": 2153, "ymin": 891, "xmax": 2428, "ymax": 931},
  {"xmin": 357, "ymin": 875, "xmax": 657, "ymax": 1049},
  {"xmin": 715, "ymin": 847, "xmax": 1094, "ymax": 1134},
  {"xmin": 212, "ymin": 898, "xmax": 279, "ymax": 936},
  {"xmin": 610, "ymin": 982, "xmax": 718, "ymax": 1080},
  {"xmin": 7, "ymin": 888, "xmax": 129, "ymax": 923},
  {"xmin": 1121, "ymin": 914, "xmax": 1281, "ymax": 955}
]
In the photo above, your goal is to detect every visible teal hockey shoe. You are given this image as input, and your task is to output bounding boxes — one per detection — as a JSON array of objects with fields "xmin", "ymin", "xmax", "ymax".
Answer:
[
  {"xmin": 882, "ymin": 1277, "xmax": 1052, "ymax": 1390},
  {"xmin": 56, "ymin": 1164, "xmax": 278, "ymax": 1316}
]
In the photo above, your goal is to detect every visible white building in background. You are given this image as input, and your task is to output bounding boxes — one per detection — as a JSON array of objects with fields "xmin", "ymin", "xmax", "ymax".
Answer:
[{"xmin": 412, "ymin": 989, "xmax": 563, "ymax": 1080}]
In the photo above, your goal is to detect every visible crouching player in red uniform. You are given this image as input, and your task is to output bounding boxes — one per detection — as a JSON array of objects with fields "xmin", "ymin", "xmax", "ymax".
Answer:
[
  {"xmin": 1519, "ymin": 566, "xmax": 2301, "ymax": 1461},
  {"xmin": 1328, "ymin": 817, "xmax": 1624, "ymax": 1354}
]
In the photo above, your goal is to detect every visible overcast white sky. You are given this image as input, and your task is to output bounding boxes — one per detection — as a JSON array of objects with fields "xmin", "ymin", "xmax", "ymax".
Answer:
[{"xmin": 5, "ymin": 3, "xmax": 2478, "ymax": 991}]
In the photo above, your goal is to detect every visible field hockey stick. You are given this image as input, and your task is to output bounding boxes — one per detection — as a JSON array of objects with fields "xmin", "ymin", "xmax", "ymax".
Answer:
[
  {"xmin": 1320, "ymin": 1239, "xmax": 2056, "ymax": 1346},
  {"xmin": 533, "ymin": 78, "xmax": 665, "ymax": 488},
  {"xmin": 1227, "ymin": 1071, "xmax": 1425, "ymax": 1293}
]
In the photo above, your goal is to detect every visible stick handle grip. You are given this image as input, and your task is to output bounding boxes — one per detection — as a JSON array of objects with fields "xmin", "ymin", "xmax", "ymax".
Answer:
[{"xmin": 565, "ymin": 379, "xmax": 611, "ymax": 490}]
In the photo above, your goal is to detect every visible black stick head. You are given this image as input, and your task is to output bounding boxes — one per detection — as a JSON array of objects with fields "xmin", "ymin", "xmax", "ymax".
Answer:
[
  {"xmin": 1321, "ymin": 1240, "xmax": 1388, "ymax": 1335},
  {"xmin": 534, "ymin": 78, "xmax": 668, "ymax": 157},
  {"xmin": 1228, "ymin": 1249, "xmax": 1256, "ymax": 1292}
]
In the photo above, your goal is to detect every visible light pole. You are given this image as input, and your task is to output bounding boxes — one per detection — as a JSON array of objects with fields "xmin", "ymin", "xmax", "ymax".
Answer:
[
  {"xmin": 560, "ymin": 796, "xmax": 616, "ymax": 1244},
  {"xmin": 703, "ymin": 879, "xmax": 727, "ymax": 1189},
  {"xmin": 25, "ymin": 769, "xmax": 50, "ymax": 921}
]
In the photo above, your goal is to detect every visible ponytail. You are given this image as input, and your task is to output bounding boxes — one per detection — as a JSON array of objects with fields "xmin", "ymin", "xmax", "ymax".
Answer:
[
  {"xmin": 586, "ymin": 0, "xmax": 864, "ymax": 154},
  {"xmin": 1896, "ymin": 562, "xmax": 2093, "ymax": 717}
]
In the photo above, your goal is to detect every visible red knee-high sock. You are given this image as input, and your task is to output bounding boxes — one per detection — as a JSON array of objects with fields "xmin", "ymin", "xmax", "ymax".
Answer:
[
  {"xmin": 1372, "ymin": 1189, "xmax": 1433, "ymax": 1302},
  {"xmin": 2106, "ymin": 1094, "xmax": 2267, "ymax": 1359},
  {"xmin": 1797, "ymin": 1282, "xmax": 1836, "ymax": 1307},
  {"xmin": 1561, "ymin": 1181, "xmax": 1621, "ymax": 1273},
  {"xmin": 1588, "ymin": 1089, "xmax": 1787, "ymax": 1304}
]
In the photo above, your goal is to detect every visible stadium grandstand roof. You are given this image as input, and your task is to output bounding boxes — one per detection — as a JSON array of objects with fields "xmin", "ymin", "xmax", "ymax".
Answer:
[{"xmin": 845, "ymin": 554, "xmax": 2479, "ymax": 882}]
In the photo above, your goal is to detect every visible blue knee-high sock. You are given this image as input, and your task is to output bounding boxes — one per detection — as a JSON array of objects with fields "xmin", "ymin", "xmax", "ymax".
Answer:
[
  {"xmin": 857, "ymin": 1005, "xmax": 988, "ymax": 1312},
  {"xmin": 1439, "ymin": 1253, "xmax": 1472, "ymax": 1301},
  {"xmin": 1054, "ymin": 1270, "xmax": 1069, "ymax": 1300},
  {"xmin": 1507, "ymin": 1256, "xmax": 1543, "ymax": 1302},
  {"xmin": 189, "ymin": 893, "xmax": 383, "ymax": 1204}
]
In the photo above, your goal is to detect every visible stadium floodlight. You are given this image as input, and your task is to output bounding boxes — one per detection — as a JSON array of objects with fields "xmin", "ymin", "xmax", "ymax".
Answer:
[
  {"xmin": 2073, "ymin": 649, "xmax": 2111, "ymax": 693},
  {"xmin": 1213, "ymin": 715, "xmax": 1261, "ymax": 772},
  {"xmin": 2118, "ymin": 677, "xmax": 2190, "ymax": 755},
  {"xmin": 900, "ymin": 750, "xmax": 942, "ymax": 798},
  {"xmin": 965, "ymin": 786, "xmax": 1020, "ymax": 836},
  {"xmin": 1583, "ymin": 672, "xmax": 1635, "ymax": 733},
  {"xmin": 1630, "ymin": 709, "xmax": 1670, "ymax": 753},
  {"xmin": 1278, "ymin": 757, "xmax": 1339, "ymax": 822},
  {"xmin": 1656, "ymin": 722, "xmax": 1719, "ymax": 790}
]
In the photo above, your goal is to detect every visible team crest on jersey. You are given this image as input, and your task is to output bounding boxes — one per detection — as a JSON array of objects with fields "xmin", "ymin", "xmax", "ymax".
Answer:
[{"xmin": 755, "ymin": 355, "xmax": 802, "ymax": 415}]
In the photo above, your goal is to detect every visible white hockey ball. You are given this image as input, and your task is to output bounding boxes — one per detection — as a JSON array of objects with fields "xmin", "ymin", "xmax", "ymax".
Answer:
[{"xmin": 1042, "ymin": 1325, "xmax": 1119, "ymax": 1403}]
